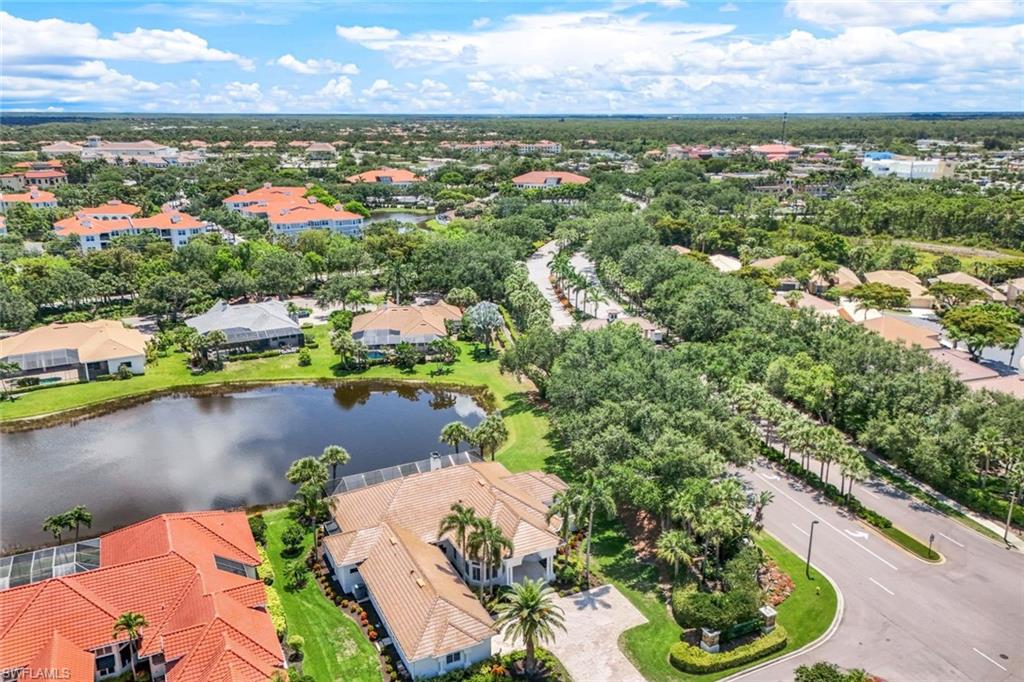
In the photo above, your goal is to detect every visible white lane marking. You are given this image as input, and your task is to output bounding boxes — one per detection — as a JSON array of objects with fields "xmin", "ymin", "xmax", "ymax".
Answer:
[
  {"xmin": 757, "ymin": 471, "xmax": 899, "ymax": 571},
  {"xmin": 791, "ymin": 522, "xmax": 809, "ymax": 537},
  {"xmin": 938, "ymin": 532, "xmax": 964, "ymax": 548},
  {"xmin": 861, "ymin": 487, "xmax": 882, "ymax": 499},
  {"xmin": 845, "ymin": 529, "xmax": 869, "ymax": 539},
  {"xmin": 973, "ymin": 648, "xmax": 1008, "ymax": 671},
  {"xmin": 762, "ymin": 473, "xmax": 780, "ymax": 480},
  {"xmin": 869, "ymin": 577, "xmax": 894, "ymax": 595}
]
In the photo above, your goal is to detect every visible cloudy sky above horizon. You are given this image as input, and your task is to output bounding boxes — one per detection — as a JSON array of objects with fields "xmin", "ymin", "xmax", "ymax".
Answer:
[{"xmin": 2, "ymin": 0, "xmax": 1021, "ymax": 114}]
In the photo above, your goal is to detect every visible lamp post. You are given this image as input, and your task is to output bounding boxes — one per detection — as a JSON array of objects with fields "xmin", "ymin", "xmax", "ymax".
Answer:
[
  {"xmin": 929, "ymin": 533, "xmax": 935, "ymax": 560},
  {"xmin": 805, "ymin": 520, "xmax": 820, "ymax": 579}
]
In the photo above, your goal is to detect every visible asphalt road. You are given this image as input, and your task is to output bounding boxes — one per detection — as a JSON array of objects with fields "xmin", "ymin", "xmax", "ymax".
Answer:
[
  {"xmin": 528, "ymin": 241, "xmax": 575, "ymax": 329},
  {"xmin": 735, "ymin": 457, "xmax": 1024, "ymax": 681}
]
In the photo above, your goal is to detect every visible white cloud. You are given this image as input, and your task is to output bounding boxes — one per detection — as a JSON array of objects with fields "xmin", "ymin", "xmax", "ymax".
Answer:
[
  {"xmin": 472, "ymin": 17, "xmax": 491, "ymax": 29},
  {"xmin": 317, "ymin": 77, "xmax": 353, "ymax": 99},
  {"xmin": 275, "ymin": 54, "xmax": 359, "ymax": 75},
  {"xmin": 0, "ymin": 12, "xmax": 252, "ymax": 68},
  {"xmin": 363, "ymin": 79, "xmax": 397, "ymax": 96},
  {"xmin": 1, "ymin": 61, "xmax": 161, "ymax": 104},
  {"xmin": 720, "ymin": 2, "xmax": 739, "ymax": 12},
  {"xmin": 335, "ymin": 25, "xmax": 401, "ymax": 41},
  {"xmin": 785, "ymin": 0, "xmax": 1018, "ymax": 28}
]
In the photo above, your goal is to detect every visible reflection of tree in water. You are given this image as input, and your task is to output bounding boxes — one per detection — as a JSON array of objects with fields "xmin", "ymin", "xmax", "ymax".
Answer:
[
  {"xmin": 333, "ymin": 383, "xmax": 372, "ymax": 410},
  {"xmin": 394, "ymin": 384, "xmax": 421, "ymax": 402},
  {"xmin": 428, "ymin": 391, "xmax": 457, "ymax": 411}
]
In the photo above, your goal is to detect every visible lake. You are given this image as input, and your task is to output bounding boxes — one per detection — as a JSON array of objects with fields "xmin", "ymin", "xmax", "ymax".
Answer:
[
  {"xmin": 368, "ymin": 211, "xmax": 428, "ymax": 226},
  {"xmin": 0, "ymin": 383, "xmax": 486, "ymax": 550}
]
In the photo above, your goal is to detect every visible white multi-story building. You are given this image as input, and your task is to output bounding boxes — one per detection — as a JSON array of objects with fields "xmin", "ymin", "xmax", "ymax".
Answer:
[
  {"xmin": 517, "ymin": 140, "xmax": 562, "ymax": 155},
  {"xmin": 224, "ymin": 184, "xmax": 365, "ymax": 236},
  {"xmin": 0, "ymin": 187, "xmax": 58, "ymax": 211},
  {"xmin": 862, "ymin": 157, "xmax": 953, "ymax": 180},
  {"xmin": 53, "ymin": 201, "xmax": 209, "ymax": 251}
]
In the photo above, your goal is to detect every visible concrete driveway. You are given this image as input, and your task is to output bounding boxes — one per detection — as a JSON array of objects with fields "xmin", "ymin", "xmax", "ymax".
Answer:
[
  {"xmin": 498, "ymin": 584, "xmax": 647, "ymax": 682},
  {"xmin": 527, "ymin": 241, "xmax": 575, "ymax": 329}
]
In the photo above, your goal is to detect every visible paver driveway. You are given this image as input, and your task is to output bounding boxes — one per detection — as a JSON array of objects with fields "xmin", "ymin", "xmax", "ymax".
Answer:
[{"xmin": 498, "ymin": 584, "xmax": 647, "ymax": 682}]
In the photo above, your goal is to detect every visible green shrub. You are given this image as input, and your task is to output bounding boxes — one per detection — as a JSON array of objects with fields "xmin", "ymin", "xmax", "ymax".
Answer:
[
  {"xmin": 328, "ymin": 309, "xmax": 354, "ymax": 332},
  {"xmin": 287, "ymin": 634, "xmax": 305, "ymax": 659},
  {"xmin": 265, "ymin": 582, "xmax": 286, "ymax": 637},
  {"xmin": 249, "ymin": 513, "xmax": 268, "ymax": 545},
  {"xmin": 671, "ymin": 584, "xmax": 760, "ymax": 632},
  {"xmin": 281, "ymin": 522, "xmax": 306, "ymax": 557},
  {"xmin": 257, "ymin": 545, "xmax": 275, "ymax": 585},
  {"xmin": 116, "ymin": 364, "xmax": 134, "ymax": 380},
  {"xmin": 669, "ymin": 625, "xmax": 788, "ymax": 674},
  {"xmin": 297, "ymin": 348, "xmax": 311, "ymax": 366}
]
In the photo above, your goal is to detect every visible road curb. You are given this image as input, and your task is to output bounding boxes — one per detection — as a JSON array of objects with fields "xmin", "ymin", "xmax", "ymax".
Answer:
[{"xmin": 722, "ymin": 563, "xmax": 845, "ymax": 682}]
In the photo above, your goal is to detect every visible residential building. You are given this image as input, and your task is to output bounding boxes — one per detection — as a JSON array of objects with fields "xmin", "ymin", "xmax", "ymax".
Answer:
[
  {"xmin": 708, "ymin": 254, "xmax": 742, "ymax": 273},
  {"xmin": 927, "ymin": 348, "xmax": 1000, "ymax": 383},
  {"xmin": 862, "ymin": 156, "xmax": 953, "ymax": 180},
  {"xmin": 933, "ymin": 271, "xmax": 1007, "ymax": 303},
  {"xmin": 305, "ymin": 142, "xmax": 337, "ymax": 160},
  {"xmin": 0, "ymin": 511, "xmax": 285, "ymax": 681},
  {"xmin": 516, "ymin": 140, "xmax": 562, "ymax": 155},
  {"xmin": 966, "ymin": 374, "xmax": 1024, "ymax": 398},
  {"xmin": 809, "ymin": 265, "xmax": 861, "ymax": 293},
  {"xmin": 41, "ymin": 136, "xmax": 194, "ymax": 167},
  {"xmin": 864, "ymin": 270, "xmax": 935, "ymax": 308},
  {"xmin": 0, "ymin": 320, "xmax": 146, "ymax": 386},
  {"xmin": 322, "ymin": 459, "xmax": 566, "ymax": 679},
  {"xmin": 351, "ymin": 302, "xmax": 462, "ymax": 351},
  {"xmin": 511, "ymin": 171, "xmax": 589, "ymax": 189},
  {"xmin": 860, "ymin": 315, "xmax": 942, "ymax": 350},
  {"xmin": 243, "ymin": 140, "xmax": 277, "ymax": 150},
  {"xmin": 346, "ymin": 168, "xmax": 425, "ymax": 186},
  {"xmin": 40, "ymin": 140, "xmax": 84, "ymax": 155},
  {"xmin": 223, "ymin": 184, "xmax": 365, "ymax": 236},
  {"xmin": 772, "ymin": 290, "xmax": 841, "ymax": 317},
  {"xmin": 186, "ymin": 300, "xmax": 303, "ymax": 351},
  {"xmin": 0, "ymin": 187, "xmax": 58, "ymax": 211},
  {"xmin": 0, "ymin": 161, "xmax": 67, "ymax": 191},
  {"xmin": 750, "ymin": 143, "xmax": 802, "ymax": 160},
  {"xmin": 1006, "ymin": 277, "xmax": 1024, "ymax": 304},
  {"xmin": 54, "ymin": 204, "xmax": 210, "ymax": 251}
]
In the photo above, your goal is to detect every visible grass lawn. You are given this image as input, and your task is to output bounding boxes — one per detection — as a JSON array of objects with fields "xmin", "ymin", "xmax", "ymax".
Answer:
[
  {"xmin": 264, "ymin": 508, "xmax": 380, "ymax": 682},
  {"xmin": 590, "ymin": 522, "xmax": 838, "ymax": 682},
  {"xmin": 0, "ymin": 326, "xmax": 558, "ymax": 472}
]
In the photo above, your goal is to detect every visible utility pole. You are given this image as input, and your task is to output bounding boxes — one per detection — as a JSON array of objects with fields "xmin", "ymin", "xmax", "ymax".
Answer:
[
  {"xmin": 781, "ymin": 112, "xmax": 788, "ymax": 144},
  {"xmin": 805, "ymin": 519, "xmax": 820, "ymax": 578}
]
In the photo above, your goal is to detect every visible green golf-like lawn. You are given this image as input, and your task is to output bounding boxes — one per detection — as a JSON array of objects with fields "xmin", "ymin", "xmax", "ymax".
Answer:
[
  {"xmin": 591, "ymin": 523, "xmax": 838, "ymax": 682},
  {"xmin": 0, "ymin": 326, "xmax": 557, "ymax": 474},
  {"xmin": 264, "ymin": 508, "xmax": 380, "ymax": 682}
]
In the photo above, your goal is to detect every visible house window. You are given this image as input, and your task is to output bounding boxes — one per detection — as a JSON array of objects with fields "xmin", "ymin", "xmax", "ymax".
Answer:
[
  {"xmin": 214, "ymin": 555, "xmax": 256, "ymax": 578},
  {"xmin": 348, "ymin": 566, "xmax": 359, "ymax": 574},
  {"xmin": 96, "ymin": 654, "xmax": 116, "ymax": 676},
  {"xmin": 446, "ymin": 652, "xmax": 462, "ymax": 665},
  {"xmin": 471, "ymin": 565, "xmax": 480, "ymax": 581}
]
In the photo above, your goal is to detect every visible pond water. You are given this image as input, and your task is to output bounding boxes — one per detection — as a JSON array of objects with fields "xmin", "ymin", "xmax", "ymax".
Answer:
[
  {"xmin": 368, "ymin": 211, "xmax": 428, "ymax": 225},
  {"xmin": 0, "ymin": 383, "xmax": 486, "ymax": 550}
]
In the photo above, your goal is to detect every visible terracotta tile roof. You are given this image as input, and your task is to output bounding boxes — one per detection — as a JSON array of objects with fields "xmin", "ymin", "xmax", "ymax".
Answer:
[
  {"xmin": 24, "ymin": 631, "xmax": 94, "ymax": 682},
  {"xmin": 751, "ymin": 143, "xmax": 802, "ymax": 155},
  {"xmin": 346, "ymin": 167, "xmax": 425, "ymax": 183},
  {"xmin": 358, "ymin": 524, "xmax": 496, "ymax": 661},
  {"xmin": 0, "ymin": 512, "xmax": 283, "ymax": 681},
  {"xmin": 267, "ymin": 200, "xmax": 363, "ymax": 226},
  {"xmin": 54, "ymin": 210, "xmax": 205, "ymax": 238},
  {"xmin": 512, "ymin": 171, "xmax": 589, "ymax": 186},
  {"xmin": 351, "ymin": 302, "xmax": 461, "ymax": 344},
  {"xmin": 0, "ymin": 320, "xmax": 147, "ymax": 363},
  {"xmin": 222, "ymin": 185, "xmax": 308, "ymax": 210},
  {"xmin": 78, "ymin": 200, "xmax": 141, "ymax": 216},
  {"xmin": 24, "ymin": 169, "xmax": 68, "ymax": 179},
  {"xmin": 0, "ymin": 187, "xmax": 57, "ymax": 205}
]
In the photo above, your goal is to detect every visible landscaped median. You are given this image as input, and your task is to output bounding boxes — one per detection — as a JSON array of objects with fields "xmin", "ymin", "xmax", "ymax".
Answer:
[
  {"xmin": 0, "ymin": 326, "xmax": 555, "ymax": 473},
  {"xmin": 591, "ymin": 524, "xmax": 838, "ymax": 682}
]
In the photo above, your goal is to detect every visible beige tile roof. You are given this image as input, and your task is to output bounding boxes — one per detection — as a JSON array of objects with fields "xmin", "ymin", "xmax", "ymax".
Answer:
[
  {"xmin": 927, "ymin": 348, "xmax": 1000, "ymax": 382},
  {"xmin": 501, "ymin": 471, "xmax": 568, "ymax": 507},
  {"xmin": 358, "ymin": 524, "xmax": 495, "ymax": 661},
  {"xmin": 351, "ymin": 302, "xmax": 462, "ymax": 339},
  {"xmin": 966, "ymin": 374, "xmax": 1024, "ymax": 398},
  {"xmin": 864, "ymin": 270, "xmax": 935, "ymax": 307},
  {"xmin": 810, "ymin": 266, "xmax": 861, "ymax": 291},
  {"xmin": 0, "ymin": 320, "xmax": 146, "ymax": 363},
  {"xmin": 860, "ymin": 316, "xmax": 941, "ymax": 350},
  {"xmin": 772, "ymin": 291, "xmax": 839, "ymax": 316},
  {"xmin": 328, "ymin": 462, "xmax": 561, "ymax": 556},
  {"xmin": 934, "ymin": 272, "xmax": 1007, "ymax": 302}
]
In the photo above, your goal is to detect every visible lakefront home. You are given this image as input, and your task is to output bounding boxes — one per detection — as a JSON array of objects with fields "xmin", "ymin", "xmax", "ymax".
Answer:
[
  {"xmin": 511, "ymin": 171, "xmax": 589, "ymax": 189},
  {"xmin": 0, "ymin": 511, "xmax": 285, "ymax": 682},
  {"xmin": 351, "ymin": 301, "xmax": 462, "ymax": 352},
  {"xmin": 346, "ymin": 168, "xmax": 425, "ymax": 186},
  {"xmin": 0, "ymin": 320, "xmax": 147, "ymax": 387},
  {"xmin": 321, "ymin": 458, "xmax": 567, "ymax": 679},
  {"xmin": 186, "ymin": 300, "xmax": 303, "ymax": 351},
  {"xmin": 223, "ymin": 184, "xmax": 365, "ymax": 236}
]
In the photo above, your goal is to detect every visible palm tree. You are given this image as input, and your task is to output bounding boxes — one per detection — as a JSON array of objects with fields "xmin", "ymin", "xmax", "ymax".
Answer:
[
  {"xmin": 112, "ymin": 611, "xmax": 148, "ymax": 679},
  {"xmin": 66, "ymin": 505, "xmax": 93, "ymax": 542},
  {"xmin": 493, "ymin": 579, "xmax": 567, "ymax": 675},
  {"xmin": 471, "ymin": 415, "xmax": 509, "ymax": 460},
  {"xmin": 319, "ymin": 445, "xmax": 351, "ymax": 481},
  {"xmin": 440, "ymin": 421, "xmax": 472, "ymax": 454},
  {"xmin": 42, "ymin": 513, "xmax": 71, "ymax": 544},
  {"xmin": 286, "ymin": 456, "xmax": 329, "ymax": 490},
  {"xmin": 467, "ymin": 517, "xmax": 513, "ymax": 598},
  {"xmin": 570, "ymin": 470, "xmax": 617, "ymax": 585},
  {"xmin": 753, "ymin": 491, "xmax": 774, "ymax": 530},
  {"xmin": 546, "ymin": 490, "xmax": 576, "ymax": 543},
  {"xmin": 654, "ymin": 529, "xmax": 695, "ymax": 582},
  {"xmin": 439, "ymin": 502, "xmax": 478, "ymax": 573}
]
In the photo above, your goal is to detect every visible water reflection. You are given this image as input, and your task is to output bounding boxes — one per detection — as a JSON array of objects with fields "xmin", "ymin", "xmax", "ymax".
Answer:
[{"xmin": 0, "ymin": 383, "xmax": 486, "ymax": 550}]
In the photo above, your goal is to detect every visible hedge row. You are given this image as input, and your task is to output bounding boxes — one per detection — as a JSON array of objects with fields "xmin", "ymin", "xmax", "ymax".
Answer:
[
  {"xmin": 669, "ymin": 625, "xmax": 788, "ymax": 674},
  {"xmin": 265, "ymin": 582, "xmax": 286, "ymax": 638}
]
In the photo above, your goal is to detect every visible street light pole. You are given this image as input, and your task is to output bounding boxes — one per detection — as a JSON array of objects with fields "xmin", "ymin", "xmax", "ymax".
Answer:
[{"xmin": 805, "ymin": 520, "xmax": 820, "ymax": 579}]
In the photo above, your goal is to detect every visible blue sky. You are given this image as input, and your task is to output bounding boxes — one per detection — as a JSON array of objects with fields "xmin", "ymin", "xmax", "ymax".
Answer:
[{"xmin": 2, "ymin": 0, "xmax": 1021, "ymax": 113}]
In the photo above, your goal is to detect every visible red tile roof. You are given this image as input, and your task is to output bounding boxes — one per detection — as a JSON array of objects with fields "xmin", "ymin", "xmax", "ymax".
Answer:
[
  {"xmin": 24, "ymin": 631, "xmax": 94, "ymax": 682},
  {"xmin": 54, "ymin": 210, "xmax": 206, "ymax": 237},
  {"xmin": 0, "ymin": 511, "xmax": 283, "ymax": 682},
  {"xmin": 512, "ymin": 171, "xmax": 589, "ymax": 186},
  {"xmin": 0, "ymin": 187, "xmax": 57, "ymax": 205},
  {"xmin": 346, "ymin": 167, "xmax": 424, "ymax": 183}
]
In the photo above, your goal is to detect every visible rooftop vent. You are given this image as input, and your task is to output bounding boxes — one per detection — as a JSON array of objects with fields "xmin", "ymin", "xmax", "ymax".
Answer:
[
  {"xmin": 238, "ymin": 188, "xmax": 248, "ymax": 195},
  {"xmin": 170, "ymin": 214, "xmax": 181, "ymax": 224},
  {"xmin": 262, "ymin": 182, "xmax": 272, "ymax": 189}
]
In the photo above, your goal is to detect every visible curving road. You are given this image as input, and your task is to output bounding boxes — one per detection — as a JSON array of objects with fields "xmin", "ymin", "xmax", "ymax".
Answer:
[
  {"xmin": 528, "ymin": 241, "xmax": 575, "ymax": 329},
  {"xmin": 734, "ymin": 456, "xmax": 1024, "ymax": 681}
]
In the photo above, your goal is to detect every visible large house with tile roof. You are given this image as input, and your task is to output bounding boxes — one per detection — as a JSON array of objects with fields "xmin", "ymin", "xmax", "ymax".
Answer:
[
  {"xmin": 346, "ymin": 168, "xmax": 425, "ymax": 186},
  {"xmin": 322, "ymin": 459, "xmax": 566, "ymax": 679},
  {"xmin": 0, "ymin": 511, "xmax": 285, "ymax": 682},
  {"xmin": 0, "ymin": 187, "xmax": 58, "ymax": 211},
  {"xmin": 351, "ymin": 301, "xmax": 462, "ymax": 351},
  {"xmin": 54, "ymin": 201, "xmax": 210, "ymax": 252},
  {"xmin": 223, "ymin": 184, "xmax": 365, "ymax": 236},
  {"xmin": 511, "ymin": 171, "xmax": 589, "ymax": 189}
]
